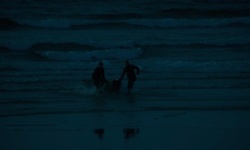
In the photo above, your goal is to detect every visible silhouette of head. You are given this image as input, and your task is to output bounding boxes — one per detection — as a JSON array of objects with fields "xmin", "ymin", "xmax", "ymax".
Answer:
[{"xmin": 125, "ymin": 60, "xmax": 129, "ymax": 66}]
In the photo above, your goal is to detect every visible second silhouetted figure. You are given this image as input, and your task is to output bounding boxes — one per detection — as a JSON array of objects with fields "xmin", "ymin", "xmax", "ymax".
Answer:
[
  {"xmin": 119, "ymin": 60, "xmax": 140, "ymax": 94},
  {"xmin": 92, "ymin": 61, "xmax": 106, "ymax": 89}
]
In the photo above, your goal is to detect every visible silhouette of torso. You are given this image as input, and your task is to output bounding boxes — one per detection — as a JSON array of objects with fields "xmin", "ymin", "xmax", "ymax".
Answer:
[{"xmin": 124, "ymin": 64, "xmax": 137, "ymax": 81}]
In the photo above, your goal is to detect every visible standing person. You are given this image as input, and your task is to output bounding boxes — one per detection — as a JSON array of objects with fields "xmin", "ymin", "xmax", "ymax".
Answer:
[
  {"xmin": 92, "ymin": 61, "xmax": 106, "ymax": 89},
  {"xmin": 119, "ymin": 60, "xmax": 140, "ymax": 94}
]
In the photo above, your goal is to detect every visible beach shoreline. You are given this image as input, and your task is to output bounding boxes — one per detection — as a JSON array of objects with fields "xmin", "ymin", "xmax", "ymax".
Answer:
[{"xmin": 1, "ymin": 110, "xmax": 249, "ymax": 150}]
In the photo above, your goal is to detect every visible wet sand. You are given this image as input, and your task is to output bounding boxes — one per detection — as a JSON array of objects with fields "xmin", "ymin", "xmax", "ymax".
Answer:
[{"xmin": 1, "ymin": 110, "xmax": 250, "ymax": 150}]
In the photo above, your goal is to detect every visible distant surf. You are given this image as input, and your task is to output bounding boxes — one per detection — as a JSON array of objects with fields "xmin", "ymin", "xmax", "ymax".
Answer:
[{"xmin": 35, "ymin": 48, "xmax": 143, "ymax": 61}]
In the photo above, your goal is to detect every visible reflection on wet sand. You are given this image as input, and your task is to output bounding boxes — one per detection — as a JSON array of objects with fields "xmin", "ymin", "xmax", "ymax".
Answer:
[
  {"xmin": 94, "ymin": 128, "xmax": 105, "ymax": 139},
  {"xmin": 93, "ymin": 128, "xmax": 140, "ymax": 140},
  {"xmin": 123, "ymin": 128, "xmax": 140, "ymax": 140}
]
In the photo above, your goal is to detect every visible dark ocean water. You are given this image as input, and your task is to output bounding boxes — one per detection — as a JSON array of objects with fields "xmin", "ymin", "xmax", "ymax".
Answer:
[{"xmin": 1, "ymin": 0, "xmax": 250, "ymax": 117}]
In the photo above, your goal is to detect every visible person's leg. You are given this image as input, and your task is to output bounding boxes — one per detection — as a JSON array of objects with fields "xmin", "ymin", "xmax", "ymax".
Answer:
[
  {"xmin": 94, "ymin": 80, "xmax": 102, "ymax": 89},
  {"xmin": 127, "ymin": 79, "xmax": 135, "ymax": 94}
]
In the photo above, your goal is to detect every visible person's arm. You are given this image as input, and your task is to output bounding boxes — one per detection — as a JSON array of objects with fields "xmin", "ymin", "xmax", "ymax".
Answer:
[
  {"xmin": 119, "ymin": 67, "xmax": 126, "ymax": 81},
  {"xmin": 134, "ymin": 65, "xmax": 140, "ymax": 75},
  {"xmin": 92, "ymin": 68, "xmax": 97, "ymax": 80},
  {"xmin": 101, "ymin": 68, "xmax": 106, "ymax": 81}
]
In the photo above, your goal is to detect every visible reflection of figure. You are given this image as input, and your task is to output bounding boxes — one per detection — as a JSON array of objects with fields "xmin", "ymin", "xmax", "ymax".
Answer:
[
  {"xmin": 94, "ymin": 128, "xmax": 105, "ymax": 139},
  {"xmin": 123, "ymin": 128, "xmax": 140, "ymax": 139},
  {"xmin": 119, "ymin": 60, "xmax": 140, "ymax": 94},
  {"xmin": 92, "ymin": 61, "xmax": 106, "ymax": 89},
  {"xmin": 93, "ymin": 128, "xmax": 140, "ymax": 140}
]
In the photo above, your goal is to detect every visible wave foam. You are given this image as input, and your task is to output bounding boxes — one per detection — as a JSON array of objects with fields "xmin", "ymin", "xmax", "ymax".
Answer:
[{"xmin": 35, "ymin": 48, "xmax": 142, "ymax": 61}]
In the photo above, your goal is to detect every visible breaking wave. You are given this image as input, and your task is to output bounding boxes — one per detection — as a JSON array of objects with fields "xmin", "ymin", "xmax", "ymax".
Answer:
[{"xmin": 35, "ymin": 48, "xmax": 143, "ymax": 61}]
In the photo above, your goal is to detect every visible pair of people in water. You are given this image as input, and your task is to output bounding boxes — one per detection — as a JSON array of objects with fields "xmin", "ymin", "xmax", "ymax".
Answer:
[{"xmin": 92, "ymin": 60, "xmax": 140, "ymax": 94}]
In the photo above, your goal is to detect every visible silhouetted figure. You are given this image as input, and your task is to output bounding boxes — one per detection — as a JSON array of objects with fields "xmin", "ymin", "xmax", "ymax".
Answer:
[
  {"xmin": 92, "ymin": 61, "xmax": 106, "ymax": 89},
  {"xmin": 119, "ymin": 60, "xmax": 140, "ymax": 94}
]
